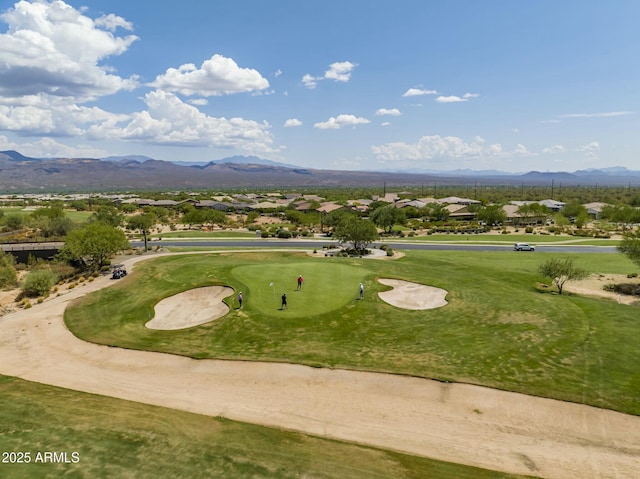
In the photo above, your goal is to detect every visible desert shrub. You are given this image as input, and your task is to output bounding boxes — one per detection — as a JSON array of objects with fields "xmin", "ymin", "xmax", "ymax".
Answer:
[
  {"xmin": 21, "ymin": 268, "xmax": 57, "ymax": 297},
  {"xmin": 525, "ymin": 226, "xmax": 534, "ymax": 233},
  {"xmin": 0, "ymin": 266, "xmax": 17, "ymax": 288},
  {"xmin": 0, "ymin": 250, "xmax": 17, "ymax": 288},
  {"xmin": 276, "ymin": 229, "xmax": 292, "ymax": 239},
  {"xmin": 50, "ymin": 262, "xmax": 77, "ymax": 281},
  {"xmin": 604, "ymin": 283, "xmax": 640, "ymax": 296},
  {"xmin": 628, "ymin": 272, "xmax": 638, "ymax": 278},
  {"xmin": 386, "ymin": 248, "xmax": 394, "ymax": 256}
]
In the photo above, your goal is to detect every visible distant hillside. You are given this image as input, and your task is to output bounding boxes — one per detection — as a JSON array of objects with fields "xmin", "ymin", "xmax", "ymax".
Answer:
[{"xmin": 1, "ymin": 151, "xmax": 640, "ymax": 192}]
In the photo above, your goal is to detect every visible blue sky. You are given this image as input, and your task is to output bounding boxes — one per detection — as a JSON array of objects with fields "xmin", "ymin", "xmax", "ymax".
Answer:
[{"xmin": 0, "ymin": 0, "xmax": 638, "ymax": 172}]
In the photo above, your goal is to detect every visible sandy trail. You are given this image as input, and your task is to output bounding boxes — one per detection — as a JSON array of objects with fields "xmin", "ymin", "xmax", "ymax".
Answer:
[{"xmin": 0, "ymin": 252, "xmax": 639, "ymax": 479}]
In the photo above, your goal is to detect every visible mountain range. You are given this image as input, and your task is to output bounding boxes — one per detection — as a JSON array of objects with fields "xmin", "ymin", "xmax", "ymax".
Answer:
[{"xmin": 1, "ymin": 150, "xmax": 640, "ymax": 192}]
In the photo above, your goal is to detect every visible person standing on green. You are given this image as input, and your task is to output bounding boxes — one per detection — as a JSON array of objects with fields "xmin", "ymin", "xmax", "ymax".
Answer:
[{"xmin": 281, "ymin": 292, "xmax": 288, "ymax": 310}]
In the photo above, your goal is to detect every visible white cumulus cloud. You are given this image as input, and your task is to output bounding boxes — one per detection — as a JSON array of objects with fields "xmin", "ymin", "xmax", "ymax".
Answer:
[
  {"xmin": 0, "ymin": 0, "xmax": 139, "ymax": 101},
  {"xmin": 302, "ymin": 74, "xmax": 320, "ymax": 89},
  {"xmin": 95, "ymin": 13, "xmax": 134, "ymax": 32},
  {"xmin": 542, "ymin": 144, "xmax": 567, "ymax": 154},
  {"xmin": 324, "ymin": 61, "xmax": 357, "ymax": 82},
  {"xmin": 402, "ymin": 88, "xmax": 438, "ymax": 97},
  {"xmin": 108, "ymin": 90, "xmax": 276, "ymax": 153},
  {"xmin": 372, "ymin": 135, "xmax": 531, "ymax": 165},
  {"xmin": 150, "ymin": 54, "xmax": 269, "ymax": 96},
  {"xmin": 284, "ymin": 118, "xmax": 302, "ymax": 127},
  {"xmin": 0, "ymin": 135, "xmax": 109, "ymax": 159},
  {"xmin": 302, "ymin": 61, "xmax": 357, "ymax": 89},
  {"xmin": 314, "ymin": 114, "xmax": 370, "ymax": 130},
  {"xmin": 435, "ymin": 95, "xmax": 467, "ymax": 103},
  {"xmin": 375, "ymin": 108, "xmax": 401, "ymax": 116},
  {"xmin": 577, "ymin": 141, "xmax": 600, "ymax": 152}
]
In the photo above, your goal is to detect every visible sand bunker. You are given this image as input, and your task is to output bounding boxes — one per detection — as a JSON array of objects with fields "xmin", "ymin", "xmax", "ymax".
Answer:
[
  {"xmin": 377, "ymin": 278, "xmax": 448, "ymax": 310},
  {"xmin": 145, "ymin": 286, "xmax": 234, "ymax": 330}
]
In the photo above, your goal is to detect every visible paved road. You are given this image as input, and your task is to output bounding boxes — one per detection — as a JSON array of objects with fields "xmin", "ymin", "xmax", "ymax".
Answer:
[{"xmin": 133, "ymin": 238, "xmax": 618, "ymax": 254}]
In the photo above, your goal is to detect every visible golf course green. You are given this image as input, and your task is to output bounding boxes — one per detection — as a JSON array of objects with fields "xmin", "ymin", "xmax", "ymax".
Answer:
[{"xmin": 233, "ymin": 261, "xmax": 367, "ymax": 316}]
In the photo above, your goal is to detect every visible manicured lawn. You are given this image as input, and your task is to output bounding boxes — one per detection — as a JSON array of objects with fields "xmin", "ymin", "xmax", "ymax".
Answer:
[
  {"xmin": 390, "ymin": 233, "xmax": 620, "ymax": 246},
  {"xmin": 0, "ymin": 375, "xmax": 529, "ymax": 479},
  {"xmin": 65, "ymin": 250, "xmax": 640, "ymax": 416},
  {"xmin": 64, "ymin": 210, "xmax": 93, "ymax": 223},
  {"xmin": 151, "ymin": 230, "xmax": 256, "ymax": 239}
]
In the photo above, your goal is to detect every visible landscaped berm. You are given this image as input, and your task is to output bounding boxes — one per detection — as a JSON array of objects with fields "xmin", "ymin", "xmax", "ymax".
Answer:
[{"xmin": 2, "ymin": 248, "xmax": 640, "ymax": 478}]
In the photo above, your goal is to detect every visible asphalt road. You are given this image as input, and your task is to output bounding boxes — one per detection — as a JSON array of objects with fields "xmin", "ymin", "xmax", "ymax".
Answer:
[{"xmin": 132, "ymin": 239, "xmax": 618, "ymax": 254}]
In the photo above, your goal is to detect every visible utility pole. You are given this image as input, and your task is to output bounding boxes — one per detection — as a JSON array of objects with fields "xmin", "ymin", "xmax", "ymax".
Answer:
[{"xmin": 551, "ymin": 179, "xmax": 554, "ymax": 199}]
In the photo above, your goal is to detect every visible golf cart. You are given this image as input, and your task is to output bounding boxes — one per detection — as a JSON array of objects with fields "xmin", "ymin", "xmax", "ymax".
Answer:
[{"xmin": 111, "ymin": 264, "xmax": 127, "ymax": 279}]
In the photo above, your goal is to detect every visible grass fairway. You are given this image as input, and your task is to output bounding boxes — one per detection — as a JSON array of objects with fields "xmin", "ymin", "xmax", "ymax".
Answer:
[
  {"xmin": 0, "ymin": 375, "xmax": 529, "ymax": 479},
  {"xmin": 65, "ymin": 250, "xmax": 640, "ymax": 416}
]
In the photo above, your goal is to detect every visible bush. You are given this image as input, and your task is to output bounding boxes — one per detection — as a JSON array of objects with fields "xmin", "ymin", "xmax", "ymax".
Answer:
[
  {"xmin": 21, "ymin": 268, "xmax": 57, "ymax": 297},
  {"xmin": 525, "ymin": 227, "xmax": 534, "ymax": 233},
  {"xmin": 604, "ymin": 283, "xmax": 640, "ymax": 296},
  {"xmin": 276, "ymin": 229, "xmax": 292, "ymax": 239},
  {"xmin": 0, "ymin": 266, "xmax": 17, "ymax": 289},
  {"xmin": 50, "ymin": 262, "xmax": 77, "ymax": 281}
]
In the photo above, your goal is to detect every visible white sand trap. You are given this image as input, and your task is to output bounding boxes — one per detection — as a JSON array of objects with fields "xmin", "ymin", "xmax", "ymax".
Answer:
[
  {"xmin": 146, "ymin": 286, "xmax": 234, "ymax": 330},
  {"xmin": 377, "ymin": 278, "xmax": 448, "ymax": 310}
]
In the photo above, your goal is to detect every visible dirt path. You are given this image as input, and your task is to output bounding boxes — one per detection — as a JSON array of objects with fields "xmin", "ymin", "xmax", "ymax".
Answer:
[{"xmin": 0, "ymin": 252, "xmax": 639, "ymax": 479}]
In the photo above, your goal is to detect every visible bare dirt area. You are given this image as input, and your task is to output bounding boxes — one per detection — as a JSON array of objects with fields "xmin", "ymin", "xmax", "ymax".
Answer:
[
  {"xmin": 1, "ymin": 252, "xmax": 639, "ymax": 478},
  {"xmin": 564, "ymin": 274, "xmax": 640, "ymax": 305}
]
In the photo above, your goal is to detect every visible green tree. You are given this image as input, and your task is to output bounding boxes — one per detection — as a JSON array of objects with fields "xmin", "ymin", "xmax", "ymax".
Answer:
[
  {"xmin": 91, "ymin": 206, "xmax": 124, "ymax": 228},
  {"xmin": 4, "ymin": 213, "xmax": 24, "ymax": 231},
  {"xmin": 181, "ymin": 206, "xmax": 203, "ymax": 227},
  {"xmin": 202, "ymin": 209, "xmax": 228, "ymax": 228},
  {"xmin": 30, "ymin": 205, "xmax": 65, "ymax": 221},
  {"xmin": 127, "ymin": 214, "xmax": 156, "ymax": 251},
  {"xmin": 60, "ymin": 222, "xmax": 129, "ymax": 271},
  {"xmin": 422, "ymin": 203, "xmax": 450, "ymax": 222},
  {"xmin": 617, "ymin": 232, "xmax": 640, "ymax": 269},
  {"xmin": 561, "ymin": 202, "xmax": 588, "ymax": 221},
  {"xmin": 538, "ymin": 257, "xmax": 587, "ymax": 295},
  {"xmin": 245, "ymin": 211, "xmax": 260, "ymax": 224},
  {"xmin": 477, "ymin": 205, "xmax": 507, "ymax": 226},
  {"xmin": 371, "ymin": 205, "xmax": 406, "ymax": 233},
  {"xmin": 323, "ymin": 209, "xmax": 357, "ymax": 232},
  {"xmin": 334, "ymin": 218, "xmax": 378, "ymax": 252}
]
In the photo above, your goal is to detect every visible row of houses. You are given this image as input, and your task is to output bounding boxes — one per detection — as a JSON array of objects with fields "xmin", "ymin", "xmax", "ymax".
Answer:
[{"xmin": 118, "ymin": 194, "xmax": 612, "ymax": 225}]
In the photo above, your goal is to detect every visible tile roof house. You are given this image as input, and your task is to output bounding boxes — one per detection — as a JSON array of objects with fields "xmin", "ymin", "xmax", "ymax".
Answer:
[
  {"xmin": 502, "ymin": 204, "xmax": 548, "ymax": 225},
  {"xmin": 583, "ymin": 202, "xmax": 609, "ymax": 219},
  {"xmin": 316, "ymin": 202, "xmax": 348, "ymax": 214}
]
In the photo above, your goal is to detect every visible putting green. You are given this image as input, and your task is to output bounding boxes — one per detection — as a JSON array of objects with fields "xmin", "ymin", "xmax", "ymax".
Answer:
[{"xmin": 232, "ymin": 261, "xmax": 366, "ymax": 318}]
